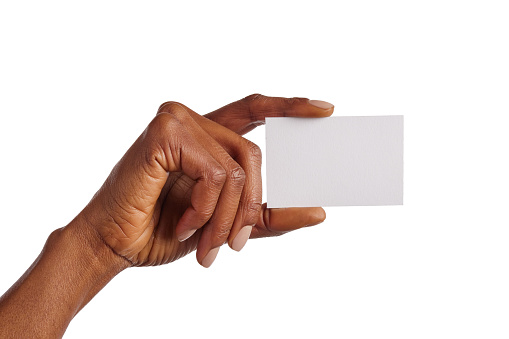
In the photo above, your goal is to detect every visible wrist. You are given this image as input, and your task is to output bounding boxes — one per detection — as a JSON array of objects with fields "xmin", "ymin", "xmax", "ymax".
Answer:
[
  {"xmin": 0, "ymin": 215, "xmax": 130, "ymax": 338},
  {"xmin": 62, "ymin": 213, "xmax": 132, "ymax": 276}
]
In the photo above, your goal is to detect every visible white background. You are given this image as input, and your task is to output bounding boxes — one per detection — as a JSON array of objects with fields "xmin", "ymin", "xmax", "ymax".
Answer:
[{"xmin": 1, "ymin": 1, "xmax": 508, "ymax": 338}]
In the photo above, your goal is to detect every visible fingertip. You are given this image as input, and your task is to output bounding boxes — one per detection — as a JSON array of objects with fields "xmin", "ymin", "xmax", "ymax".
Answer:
[
  {"xmin": 231, "ymin": 225, "xmax": 253, "ymax": 252},
  {"xmin": 200, "ymin": 247, "xmax": 220, "ymax": 268},
  {"xmin": 308, "ymin": 207, "xmax": 326, "ymax": 226}
]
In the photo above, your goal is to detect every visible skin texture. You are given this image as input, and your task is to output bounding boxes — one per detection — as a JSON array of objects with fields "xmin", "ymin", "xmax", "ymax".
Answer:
[{"xmin": 0, "ymin": 94, "xmax": 334, "ymax": 338}]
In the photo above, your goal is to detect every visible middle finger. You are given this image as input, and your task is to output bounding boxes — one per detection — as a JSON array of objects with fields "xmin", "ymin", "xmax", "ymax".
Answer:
[
  {"xmin": 158, "ymin": 102, "xmax": 245, "ymax": 267},
  {"xmin": 187, "ymin": 110, "xmax": 263, "ymax": 252}
]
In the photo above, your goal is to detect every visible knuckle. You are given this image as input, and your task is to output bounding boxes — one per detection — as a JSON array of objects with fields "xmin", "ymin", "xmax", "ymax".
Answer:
[
  {"xmin": 158, "ymin": 101, "xmax": 184, "ymax": 114},
  {"xmin": 149, "ymin": 112, "xmax": 177, "ymax": 130},
  {"xmin": 146, "ymin": 113, "xmax": 178, "ymax": 140},
  {"xmin": 244, "ymin": 140, "xmax": 262, "ymax": 161},
  {"xmin": 144, "ymin": 141, "xmax": 164, "ymax": 168},
  {"xmin": 243, "ymin": 199, "xmax": 262, "ymax": 223},
  {"xmin": 207, "ymin": 166, "xmax": 227, "ymax": 187},
  {"xmin": 285, "ymin": 97, "xmax": 307, "ymax": 105},
  {"xmin": 242, "ymin": 93, "xmax": 264, "ymax": 103},
  {"xmin": 157, "ymin": 101, "xmax": 188, "ymax": 120},
  {"xmin": 145, "ymin": 114, "xmax": 182, "ymax": 145},
  {"xmin": 227, "ymin": 165, "xmax": 246, "ymax": 185},
  {"xmin": 143, "ymin": 114, "xmax": 182, "ymax": 170},
  {"xmin": 240, "ymin": 94, "xmax": 267, "ymax": 123}
]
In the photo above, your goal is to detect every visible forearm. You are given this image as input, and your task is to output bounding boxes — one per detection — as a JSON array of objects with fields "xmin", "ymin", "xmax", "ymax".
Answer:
[{"xmin": 0, "ymin": 216, "xmax": 129, "ymax": 338}]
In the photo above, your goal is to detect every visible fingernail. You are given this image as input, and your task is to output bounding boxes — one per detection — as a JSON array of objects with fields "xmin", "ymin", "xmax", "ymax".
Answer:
[
  {"xmin": 201, "ymin": 247, "xmax": 220, "ymax": 268},
  {"xmin": 178, "ymin": 229, "xmax": 196, "ymax": 242},
  {"xmin": 308, "ymin": 100, "xmax": 334, "ymax": 109},
  {"xmin": 232, "ymin": 225, "xmax": 253, "ymax": 252}
]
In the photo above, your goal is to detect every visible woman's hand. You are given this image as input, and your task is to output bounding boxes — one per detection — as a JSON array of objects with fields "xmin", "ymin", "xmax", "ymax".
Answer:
[
  {"xmin": 75, "ymin": 94, "xmax": 334, "ymax": 268},
  {"xmin": 0, "ymin": 94, "xmax": 333, "ymax": 337}
]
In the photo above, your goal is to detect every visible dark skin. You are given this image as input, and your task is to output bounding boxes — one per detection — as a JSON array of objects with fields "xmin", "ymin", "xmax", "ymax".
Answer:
[{"xmin": 0, "ymin": 94, "xmax": 334, "ymax": 338}]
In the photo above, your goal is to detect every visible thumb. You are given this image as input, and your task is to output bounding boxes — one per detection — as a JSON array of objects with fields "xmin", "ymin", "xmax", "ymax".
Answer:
[{"xmin": 249, "ymin": 203, "xmax": 326, "ymax": 239}]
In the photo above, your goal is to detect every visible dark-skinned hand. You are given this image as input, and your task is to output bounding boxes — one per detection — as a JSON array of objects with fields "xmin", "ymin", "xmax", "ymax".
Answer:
[{"xmin": 75, "ymin": 94, "xmax": 334, "ymax": 267}]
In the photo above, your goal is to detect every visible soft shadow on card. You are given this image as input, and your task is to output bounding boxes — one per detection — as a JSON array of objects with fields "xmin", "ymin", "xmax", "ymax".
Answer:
[{"xmin": 265, "ymin": 116, "xmax": 403, "ymax": 208}]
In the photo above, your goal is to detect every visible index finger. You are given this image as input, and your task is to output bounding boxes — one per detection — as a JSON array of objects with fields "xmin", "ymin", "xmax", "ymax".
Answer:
[{"xmin": 204, "ymin": 94, "xmax": 334, "ymax": 135}]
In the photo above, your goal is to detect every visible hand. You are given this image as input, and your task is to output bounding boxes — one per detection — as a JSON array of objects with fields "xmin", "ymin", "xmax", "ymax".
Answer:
[{"xmin": 75, "ymin": 94, "xmax": 334, "ymax": 267}]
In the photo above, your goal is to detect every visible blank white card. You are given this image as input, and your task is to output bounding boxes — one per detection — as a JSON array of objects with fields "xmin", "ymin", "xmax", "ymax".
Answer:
[{"xmin": 265, "ymin": 116, "xmax": 403, "ymax": 208}]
